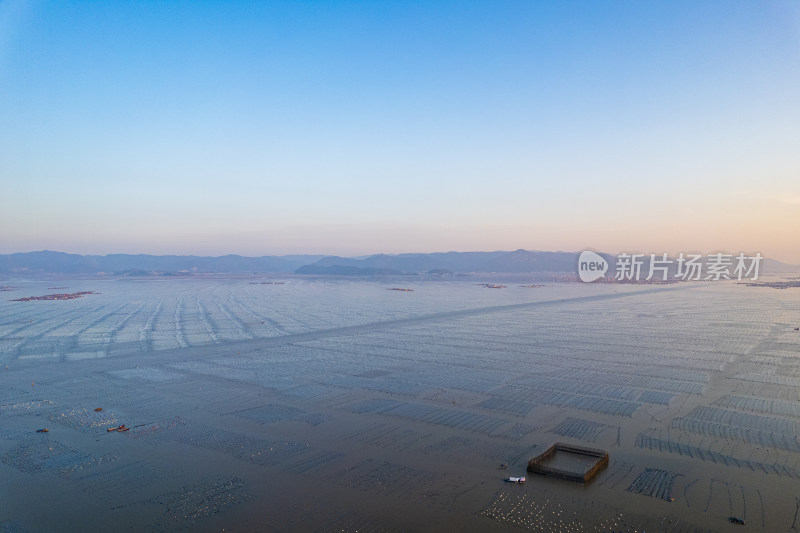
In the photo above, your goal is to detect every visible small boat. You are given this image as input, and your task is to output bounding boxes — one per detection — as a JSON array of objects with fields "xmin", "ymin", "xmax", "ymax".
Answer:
[
  {"xmin": 505, "ymin": 477, "xmax": 526, "ymax": 484},
  {"xmin": 94, "ymin": 407, "xmax": 103, "ymax": 412},
  {"xmin": 728, "ymin": 516, "xmax": 746, "ymax": 525},
  {"xmin": 107, "ymin": 424, "xmax": 127, "ymax": 432},
  {"xmin": 36, "ymin": 428, "xmax": 49, "ymax": 433}
]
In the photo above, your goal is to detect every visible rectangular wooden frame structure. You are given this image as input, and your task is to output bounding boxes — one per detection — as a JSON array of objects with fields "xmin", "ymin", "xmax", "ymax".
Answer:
[{"xmin": 527, "ymin": 442, "xmax": 609, "ymax": 482}]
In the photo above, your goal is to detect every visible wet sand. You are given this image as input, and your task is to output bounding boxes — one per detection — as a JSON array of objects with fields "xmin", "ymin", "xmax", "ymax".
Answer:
[{"xmin": 2, "ymin": 279, "xmax": 800, "ymax": 531}]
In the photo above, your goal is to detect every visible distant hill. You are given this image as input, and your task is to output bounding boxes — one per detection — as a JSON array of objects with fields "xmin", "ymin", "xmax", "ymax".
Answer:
[
  {"xmin": 481, "ymin": 249, "xmax": 578, "ymax": 273},
  {"xmin": 294, "ymin": 264, "xmax": 405, "ymax": 276},
  {"xmin": 301, "ymin": 249, "xmax": 578, "ymax": 275},
  {"xmin": 0, "ymin": 251, "xmax": 325, "ymax": 275},
  {"xmin": 308, "ymin": 251, "xmax": 511, "ymax": 273},
  {"xmin": 296, "ymin": 250, "xmax": 799, "ymax": 277},
  {"xmin": 761, "ymin": 258, "xmax": 800, "ymax": 274}
]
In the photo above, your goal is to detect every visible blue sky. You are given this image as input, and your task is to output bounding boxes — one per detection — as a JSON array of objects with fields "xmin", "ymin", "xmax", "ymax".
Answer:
[{"xmin": 1, "ymin": 1, "xmax": 799, "ymax": 261}]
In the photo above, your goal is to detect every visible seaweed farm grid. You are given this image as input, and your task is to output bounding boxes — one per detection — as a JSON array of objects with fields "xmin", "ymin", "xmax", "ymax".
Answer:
[
  {"xmin": 1, "ymin": 278, "xmax": 800, "ymax": 531},
  {"xmin": 0, "ymin": 278, "xmax": 615, "ymax": 365}
]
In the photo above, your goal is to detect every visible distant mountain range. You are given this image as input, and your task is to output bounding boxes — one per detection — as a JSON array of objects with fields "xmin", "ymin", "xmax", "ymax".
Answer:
[
  {"xmin": 0, "ymin": 251, "xmax": 324, "ymax": 275},
  {"xmin": 294, "ymin": 250, "xmax": 579, "ymax": 275},
  {"xmin": 0, "ymin": 249, "xmax": 796, "ymax": 276}
]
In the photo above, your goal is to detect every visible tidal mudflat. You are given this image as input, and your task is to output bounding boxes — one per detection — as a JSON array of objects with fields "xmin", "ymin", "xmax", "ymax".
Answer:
[{"xmin": 1, "ymin": 277, "xmax": 799, "ymax": 531}]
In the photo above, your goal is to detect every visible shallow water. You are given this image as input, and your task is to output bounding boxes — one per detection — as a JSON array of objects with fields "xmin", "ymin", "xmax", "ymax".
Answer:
[{"xmin": 1, "ymin": 278, "xmax": 799, "ymax": 531}]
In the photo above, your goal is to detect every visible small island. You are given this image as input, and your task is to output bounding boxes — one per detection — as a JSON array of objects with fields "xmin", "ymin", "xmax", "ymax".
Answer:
[
  {"xmin": 11, "ymin": 291, "xmax": 97, "ymax": 302},
  {"xmin": 743, "ymin": 280, "xmax": 800, "ymax": 289}
]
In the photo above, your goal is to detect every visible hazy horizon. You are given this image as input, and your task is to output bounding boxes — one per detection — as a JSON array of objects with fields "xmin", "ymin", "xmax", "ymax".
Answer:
[{"xmin": 4, "ymin": 247, "xmax": 799, "ymax": 268}]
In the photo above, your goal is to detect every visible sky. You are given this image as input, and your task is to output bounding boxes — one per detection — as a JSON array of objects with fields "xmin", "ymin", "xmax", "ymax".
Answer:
[{"xmin": 1, "ymin": 1, "xmax": 799, "ymax": 262}]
